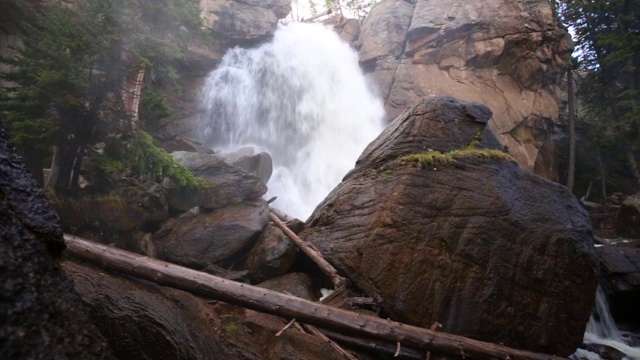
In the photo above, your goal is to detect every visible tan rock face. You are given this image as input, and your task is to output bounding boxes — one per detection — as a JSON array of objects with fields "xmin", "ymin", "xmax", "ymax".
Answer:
[
  {"xmin": 359, "ymin": 0, "xmax": 572, "ymax": 180},
  {"xmin": 201, "ymin": 0, "xmax": 291, "ymax": 44}
]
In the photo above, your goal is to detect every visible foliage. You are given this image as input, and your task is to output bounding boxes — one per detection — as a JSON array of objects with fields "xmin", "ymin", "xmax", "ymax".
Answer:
[
  {"xmin": 558, "ymin": 1, "xmax": 640, "ymax": 142},
  {"xmin": 127, "ymin": 131, "xmax": 209, "ymax": 190},
  {"xmin": 0, "ymin": 0, "xmax": 206, "ymax": 192},
  {"xmin": 296, "ymin": 0, "xmax": 379, "ymax": 20},
  {"xmin": 556, "ymin": 0, "xmax": 640, "ymax": 196}
]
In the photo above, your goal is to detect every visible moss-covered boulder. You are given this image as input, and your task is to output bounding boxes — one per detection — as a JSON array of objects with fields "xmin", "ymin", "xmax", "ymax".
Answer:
[{"xmin": 301, "ymin": 96, "xmax": 598, "ymax": 356}]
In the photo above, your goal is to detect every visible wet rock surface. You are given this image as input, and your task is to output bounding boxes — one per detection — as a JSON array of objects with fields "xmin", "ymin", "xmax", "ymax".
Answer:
[
  {"xmin": 153, "ymin": 199, "xmax": 270, "ymax": 270},
  {"xmin": 0, "ymin": 123, "xmax": 111, "ymax": 359},
  {"xmin": 257, "ymin": 272, "xmax": 319, "ymax": 301},
  {"xmin": 301, "ymin": 96, "xmax": 598, "ymax": 356},
  {"xmin": 243, "ymin": 224, "xmax": 299, "ymax": 282}
]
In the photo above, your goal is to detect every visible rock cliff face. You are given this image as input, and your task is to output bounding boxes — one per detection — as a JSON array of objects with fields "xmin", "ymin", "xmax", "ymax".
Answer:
[
  {"xmin": 359, "ymin": 0, "xmax": 572, "ymax": 181},
  {"xmin": 151, "ymin": 0, "xmax": 291, "ymax": 144},
  {"xmin": 300, "ymin": 96, "xmax": 598, "ymax": 356},
  {"xmin": 201, "ymin": 0, "xmax": 291, "ymax": 45}
]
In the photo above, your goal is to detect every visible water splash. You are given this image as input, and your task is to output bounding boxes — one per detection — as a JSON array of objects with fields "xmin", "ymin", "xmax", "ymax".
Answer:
[
  {"xmin": 199, "ymin": 22, "xmax": 385, "ymax": 219},
  {"xmin": 577, "ymin": 287, "xmax": 640, "ymax": 360}
]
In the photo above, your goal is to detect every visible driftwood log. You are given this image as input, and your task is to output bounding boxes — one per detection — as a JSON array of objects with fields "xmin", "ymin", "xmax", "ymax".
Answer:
[
  {"xmin": 63, "ymin": 235, "xmax": 565, "ymax": 360},
  {"xmin": 268, "ymin": 211, "xmax": 348, "ymax": 289}
]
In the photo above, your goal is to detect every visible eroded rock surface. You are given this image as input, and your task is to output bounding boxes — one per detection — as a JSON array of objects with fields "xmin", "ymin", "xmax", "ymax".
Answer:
[
  {"xmin": 300, "ymin": 96, "xmax": 598, "ymax": 356},
  {"xmin": 359, "ymin": 0, "xmax": 572, "ymax": 180},
  {"xmin": 0, "ymin": 123, "xmax": 111, "ymax": 358}
]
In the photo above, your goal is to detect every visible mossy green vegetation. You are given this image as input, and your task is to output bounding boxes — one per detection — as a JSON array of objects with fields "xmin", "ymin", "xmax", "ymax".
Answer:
[
  {"xmin": 128, "ymin": 131, "xmax": 210, "ymax": 191},
  {"xmin": 222, "ymin": 322, "xmax": 239, "ymax": 333},
  {"xmin": 401, "ymin": 148, "xmax": 515, "ymax": 169}
]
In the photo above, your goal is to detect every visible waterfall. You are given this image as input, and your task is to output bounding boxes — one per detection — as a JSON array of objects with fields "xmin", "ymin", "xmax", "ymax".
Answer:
[
  {"xmin": 578, "ymin": 287, "xmax": 640, "ymax": 360},
  {"xmin": 199, "ymin": 22, "xmax": 385, "ymax": 220}
]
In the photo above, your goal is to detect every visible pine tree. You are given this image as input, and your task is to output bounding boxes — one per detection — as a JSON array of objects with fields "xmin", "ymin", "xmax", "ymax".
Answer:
[
  {"xmin": 558, "ymin": 0, "xmax": 640, "ymax": 193},
  {"xmin": 0, "ymin": 0, "xmax": 205, "ymax": 192}
]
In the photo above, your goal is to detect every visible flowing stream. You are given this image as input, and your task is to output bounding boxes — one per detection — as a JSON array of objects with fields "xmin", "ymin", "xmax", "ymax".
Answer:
[
  {"xmin": 198, "ymin": 22, "xmax": 385, "ymax": 220},
  {"xmin": 574, "ymin": 287, "xmax": 640, "ymax": 360}
]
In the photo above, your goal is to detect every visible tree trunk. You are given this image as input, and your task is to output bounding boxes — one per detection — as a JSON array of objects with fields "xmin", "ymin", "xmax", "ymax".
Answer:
[
  {"xmin": 53, "ymin": 142, "xmax": 81, "ymax": 192},
  {"xmin": 567, "ymin": 66, "xmax": 576, "ymax": 192},
  {"xmin": 626, "ymin": 146, "xmax": 640, "ymax": 186},
  {"xmin": 63, "ymin": 234, "xmax": 565, "ymax": 360},
  {"xmin": 45, "ymin": 146, "xmax": 60, "ymax": 189},
  {"xmin": 595, "ymin": 144, "xmax": 607, "ymax": 205}
]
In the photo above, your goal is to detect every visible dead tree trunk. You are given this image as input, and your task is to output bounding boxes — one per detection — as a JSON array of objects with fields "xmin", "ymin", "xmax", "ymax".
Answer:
[
  {"xmin": 269, "ymin": 211, "xmax": 347, "ymax": 289},
  {"xmin": 567, "ymin": 66, "xmax": 576, "ymax": 192},
  {"xmin": 64, "ymin": 234, "xmax": 565, "ymax": 360}
]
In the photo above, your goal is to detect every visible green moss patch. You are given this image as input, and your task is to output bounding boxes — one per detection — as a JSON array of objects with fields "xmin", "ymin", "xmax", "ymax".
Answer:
[{"xmin": 401, "ymin": 148, "xmax": 515, "ymax": 169}]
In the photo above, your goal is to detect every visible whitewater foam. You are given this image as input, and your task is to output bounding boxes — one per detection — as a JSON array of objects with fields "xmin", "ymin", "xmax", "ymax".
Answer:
[{"xmin": 199, "ymin": 22, "xmax": 385, "ymax": 219}]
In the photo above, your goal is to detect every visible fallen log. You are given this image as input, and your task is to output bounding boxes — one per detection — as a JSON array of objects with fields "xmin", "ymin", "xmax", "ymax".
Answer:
[
  {"xmin": 268, "ymin": 211, "xmax": 347, "ymax": 289},
  {"xmin": 63, "ymin": 234, "xmax": 565, "ymax": 360}
]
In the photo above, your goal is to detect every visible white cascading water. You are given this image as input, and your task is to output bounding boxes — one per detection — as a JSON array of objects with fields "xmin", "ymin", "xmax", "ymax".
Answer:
[
  {"xmin": 574, "ymin": 287, "xmax": 640, "ymax": 360},
  {"xmin": 199, "ymin": 22, "xmax": 385, "ymax": 220}
]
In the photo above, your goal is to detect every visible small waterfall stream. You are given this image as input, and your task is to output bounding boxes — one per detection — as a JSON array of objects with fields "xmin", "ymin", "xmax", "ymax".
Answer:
[
  {"xmin": 575, "ymin": 287, "xmax": 640, "ymax": 360},
  {"xmin": 199, "ymin": 22, "xmax": 385, "ymax": 220}
]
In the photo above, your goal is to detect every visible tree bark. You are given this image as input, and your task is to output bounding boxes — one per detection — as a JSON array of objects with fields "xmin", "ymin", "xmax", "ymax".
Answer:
[
  {"xmin": 45, "ymin": 145, "xmax": 60, "ymax": 189},
  {"xmin": 626, "ymin": 146, "xmax": 640, "ymax": 186},
  {"xmin": 63, "ymin": 234, "xmax": 565, "ymax": 360},
  {"xmin": 567, "ymin": 66, "xmax": 576, "ymax": 192},
  {"xmin": 595, "ymin": 144, "xmax": 607, "ymax": 205}
]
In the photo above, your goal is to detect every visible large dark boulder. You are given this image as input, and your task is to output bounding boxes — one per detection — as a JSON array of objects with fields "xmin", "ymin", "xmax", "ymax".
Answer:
[
  {"xmin": 153, "ymin": 199, "xmax": 270, "ymax": 271},
  {"xmin": 64, "ymin": 262, "xmax": 345, "ymax": 360},
  {"xmin": 167, "ymin": 151, "xmax": 267, "ymax": 213},
  {"xmin": 243, "ymin": 224, "xmax": 298, "ymax": 282},
  {"xmin": 0, "ymin": 123, "xmax": 111, "ymax": 358},
  {"xmin": 301, "ymin": 96, "xmax": 598, "ymax": 356}
]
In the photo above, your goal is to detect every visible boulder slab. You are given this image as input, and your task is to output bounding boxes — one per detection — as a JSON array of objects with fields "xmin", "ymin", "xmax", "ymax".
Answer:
[
  {"xmin": 168, "ymin": 151, "xmax": 267, "ymax": 212},
  {"xmin": 300, "ymin": 96, "xmax": 598, "ymax": 356},
  {"xmin": 243, "ymin": 224, "xmax": 298, "ymax": 282},
  {"xmin": 153, "ymin": 199, "xmax": 270, "ymax": 270}
]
